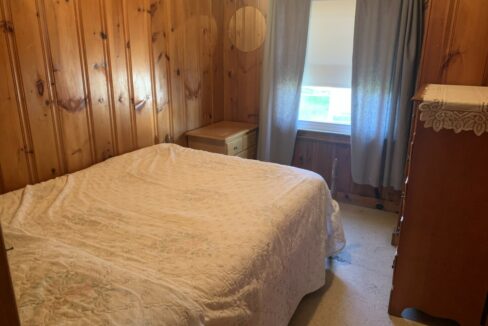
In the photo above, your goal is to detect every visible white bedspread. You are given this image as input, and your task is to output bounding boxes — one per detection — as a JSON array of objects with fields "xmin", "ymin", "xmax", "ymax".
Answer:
[{"xmin": 0, "ymin": 144, "xmax": 345, "ymax": 325}]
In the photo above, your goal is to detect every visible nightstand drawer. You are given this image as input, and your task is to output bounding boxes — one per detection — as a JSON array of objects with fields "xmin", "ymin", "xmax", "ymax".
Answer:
[
  {"xmin": 227, "ymin": 137, "xmax": 243, "ymax": 155},
  {"xmin": 188, "ymin": 137, "xmax": 226, "ymax": 154},
  {"xmin": 242, "ymin": 131, "xmax": 257, "ymax": 150},
  {"xmin": 236, "ymin": 146, "xmax": 257, "ymax": 159}
]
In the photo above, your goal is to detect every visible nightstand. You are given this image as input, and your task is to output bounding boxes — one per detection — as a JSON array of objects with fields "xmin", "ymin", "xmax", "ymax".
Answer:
[{"xmin": 186, "ymin": 121, "xmax": 258, "ymax": 159}]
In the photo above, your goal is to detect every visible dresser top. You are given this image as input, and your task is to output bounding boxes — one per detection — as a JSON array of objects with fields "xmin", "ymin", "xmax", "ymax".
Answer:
[
  {"xmin": 186, "ymin": 121, "xmax": 258, "ymax": 141},
  {"xmin": 415, "ymin": 84, "xmax": 488, "ymax": 136},
  {"xmin": 415, "ymin": 84, "xmax": 488, "ymax": 106}
]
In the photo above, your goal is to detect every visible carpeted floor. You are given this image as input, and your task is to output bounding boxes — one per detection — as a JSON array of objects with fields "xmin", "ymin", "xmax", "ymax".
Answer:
[{"xmin": 289, "ymin": 203, "xmax": 458, "ymax": 326}]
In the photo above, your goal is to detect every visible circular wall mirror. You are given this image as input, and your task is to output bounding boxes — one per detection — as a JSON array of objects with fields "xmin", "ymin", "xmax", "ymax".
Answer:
[{"xmin": 228, "ymin": 6, "xmax": 267, "ymax": 52}]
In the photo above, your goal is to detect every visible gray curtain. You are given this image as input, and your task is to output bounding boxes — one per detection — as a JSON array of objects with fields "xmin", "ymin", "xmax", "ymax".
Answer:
[
  {"xmin": 258, "ymin": 0, "xmax": 312, "ymax": 165},
  {"xmin": 351, "ymin": 0, "xmax": 423, "ymax": 190}
]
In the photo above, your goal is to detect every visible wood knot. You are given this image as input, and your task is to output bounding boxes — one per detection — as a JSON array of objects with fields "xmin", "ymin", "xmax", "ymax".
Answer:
[
  {"xmin": 36, "ymin": 79, "xmax": 45, "ymax": 97},
  {"xmin": 442, "ymin": 49, "xmax": 462, "ymax": 71},
  {"xmin": 134, "ymin": 98, "xmax": 147, "ymax": 111},
  {"xmin": 0, "ymin": 20, "xmax": 14, "ymax": 33},
  {"xmin": 184, "ymin": 81, "xmax": 201, "ymax": 100},
  {"xmin": 152, "ymin": 32, "xmax": 160, "ymax": 43},
  {"xmin": 58, "ymin": 97, "xmax": 87, "ymax": 112},
  {"xmin": 148, "ymin": 3, "xmax": 158, "ymax": 16},
  {"xmin": 93, "ymin": 62, "xmax": 107, "ymax": 70}
]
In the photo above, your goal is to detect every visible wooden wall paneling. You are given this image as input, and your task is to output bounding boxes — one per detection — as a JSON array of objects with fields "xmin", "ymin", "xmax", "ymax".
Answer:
[
  {"xmin": 5, "ymin": 0, "xmax": 63, "ymax": 182},
  {"xmin": 124, "ymin": 0, "xmax": 157, "ymax": 148},
  {"xmin": 198, "ymin": 0, "xmax": 217, "ymax": 130},
  {"xmin": 237, "ymin": 0, "xmax": 266, "ymax": 124},
  {"xmin": 442, "ymin": 0, "xmax": 488, "ymax": 85},
  {"xmin": 292, "ymin": 131, "xmax": 401, "ymax": 213},
  {"xmin": 334, "ymin": 143, "xmax": 353, "ymax": 194},
  {"xmin": 104, "ymin": 0, "xmax": 135, "ymax": 154},
  {"xmin": 167, "ymin": 1, "xmax": 188, "ymax": 144},
  {"xmin": 314, "ymin": 141, "xmax": 336, "ymax": 184},
  {"xmin": 224, "ymin": 0, "xmax": 267, "ymax": 123},
  {"xmin": 181, "ymin": 0, "xmax": 201, "ymax": 132},
  {"xmin": 167, "ymin": 0, "xmax": 218, "ymax": 144},
  {"xmin": 181, "ymin": 0, "xmax": 215, "ymax": 131},
  {"xmin": 417, "ymin": 0, "xmax": 458, "ymax": 85},
  {"xmin": 223, "ymin": 0, "xmax": 238, "ymax": 122},
  {"xmin": 212, "ymin": 0, "xmax": 225, "ymax": 122},
  {"xmin": 150, "ymin": 0, "xmax": 173, "ymax": 143},
  {"xmin": 418, "ymin": 0, "xmax": 488, "ymax": 86},
  {"xmin": 42, "ymin": 0, "xmax": 94, "ymax": 173},
  {"xmin": 79, "ymin": 0, "xmax": 116, "ymax": 161},
  {"xmin": 0, "ymin": 2, "xmax": 32, "ymax": 192},
  {"xmin": 292, "ymin": 139, "xmax": 316, "ymax": 173}
]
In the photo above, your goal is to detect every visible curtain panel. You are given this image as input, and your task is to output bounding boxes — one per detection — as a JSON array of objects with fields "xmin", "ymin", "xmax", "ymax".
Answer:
[
  {"xmin": 258, "ymin": 0, "xmax": 312, "ymax": 165},
  {"xmin": 351, "ymin": 0, "xmax": 423, "ymax": 190}
]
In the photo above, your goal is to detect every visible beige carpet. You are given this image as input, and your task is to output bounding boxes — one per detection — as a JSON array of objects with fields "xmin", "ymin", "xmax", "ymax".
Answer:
[{"xmin": 290, "ymin": 203, "xmax": 457, "ymax": 326}]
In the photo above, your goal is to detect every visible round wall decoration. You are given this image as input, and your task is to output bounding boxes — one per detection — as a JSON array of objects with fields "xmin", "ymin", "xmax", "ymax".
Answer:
[{"xmin": 228, "ymin": 6, "xmax": 267, "ymax": 53}]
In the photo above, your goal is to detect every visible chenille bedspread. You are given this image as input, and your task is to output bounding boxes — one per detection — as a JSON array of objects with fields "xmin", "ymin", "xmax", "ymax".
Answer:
[{"xmin": 0, "ymin": 144, "xmax": 345, "ymax": 325}]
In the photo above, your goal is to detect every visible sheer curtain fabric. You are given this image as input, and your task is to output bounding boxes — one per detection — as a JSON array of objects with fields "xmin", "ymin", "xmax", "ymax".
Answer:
[
  {"xmin": 351, "ymin": 0, "xmax": 423, "ymax": 190},
  {"xmin": 258, "ymin": 0, "xmax": 312, "ymax": 165}
]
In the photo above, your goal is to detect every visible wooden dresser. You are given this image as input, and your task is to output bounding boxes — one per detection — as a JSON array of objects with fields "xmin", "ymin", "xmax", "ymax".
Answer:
[
  {"xmin": 389, "ymin": 85, "xmax": 488, "ymax": 326},
  {"xmin": 186, "ymin": 121, "xmax": 258, "ymax": 159}
]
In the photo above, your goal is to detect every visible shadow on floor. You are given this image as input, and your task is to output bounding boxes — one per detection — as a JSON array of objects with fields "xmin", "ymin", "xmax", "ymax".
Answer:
[
  {"xmin": 289, "ymin": 264, "xmax": 337, "ymax": 326},
  {"xmin": 401, "ymin": 308, "xmax": 459, "ymax": 326}
]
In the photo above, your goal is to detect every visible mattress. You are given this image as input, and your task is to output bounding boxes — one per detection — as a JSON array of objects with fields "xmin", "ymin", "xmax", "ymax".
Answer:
[{"xmin": 0, "ymin": 144, "xmax": 345, "ymax": 325}]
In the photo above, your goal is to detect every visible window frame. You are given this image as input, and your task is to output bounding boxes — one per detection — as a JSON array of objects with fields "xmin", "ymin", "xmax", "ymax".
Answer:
[{"xmin": 297, "ymin": 120, "xmax": 351, "ymax": 135}]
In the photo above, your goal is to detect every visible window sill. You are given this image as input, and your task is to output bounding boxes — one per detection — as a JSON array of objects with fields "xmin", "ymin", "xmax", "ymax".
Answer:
[{"xmin": 297, "ymin": 120, "xmax": 351, "ymax": 135}]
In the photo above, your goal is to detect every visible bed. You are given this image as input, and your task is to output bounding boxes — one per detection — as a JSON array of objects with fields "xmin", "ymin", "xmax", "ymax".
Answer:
[{"xmin": 0, "ymin": 144, "xmax": 345, "ymax": 325}]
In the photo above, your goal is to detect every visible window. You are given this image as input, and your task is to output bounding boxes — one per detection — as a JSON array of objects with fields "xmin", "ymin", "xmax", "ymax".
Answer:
[{"xmin": 299, "ymin": 0, "xmax": 356, "ymax": 135}]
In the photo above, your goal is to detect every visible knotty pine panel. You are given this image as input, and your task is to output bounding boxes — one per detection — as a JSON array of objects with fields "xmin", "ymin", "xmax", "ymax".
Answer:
[
  {"xmin": 43, "ymin": 0, "xmax": 94, "ymax": 172},
  {"xmin": 125, "ymin": 0, "xmax": 157, "ymax": 148},
  {"xmin": 0, "ymin": 5, "xmax": 31, "ymax": 192},
  {"xmin": 0, "ymin": 0, "xmax": 226, "ymax": 193},
  {"xmin": 224, "ymin": 0, "xmax": 267, "ymax": 124},
  {"xmin": 212, "ymin": 0, "xmax": 225, "ymax": 122},
  {"xmin": 184, "ymin": 0, "xmax": 215, "ymax": 132},
  {"xmin": 150, "ymin": 0, "xmax": 172, "ymax": 143},
  {"xmin": 166, "ymin": 0, "xmax": 188, "ymax": 144},
  {"xmin": 104, "ymin": 0, "xmax": 136, "ymax": 154},
  {"xmin": 419, "ymin": 0, "xmax": 488, "ymax": 86},
  {"xmin": 442, "ymin": 0, "xmax": 488, "ymax": 85},
  {"xmin": 167, "ymin": 0, "xmax": 218, "ymax": 144},
  {"xmin": 79, "ymin": 0, "xmax": 116, "ymax": 161},
  {"xmin": 5, "ymin": 0, "xmax": 63, "ymax": 181}
]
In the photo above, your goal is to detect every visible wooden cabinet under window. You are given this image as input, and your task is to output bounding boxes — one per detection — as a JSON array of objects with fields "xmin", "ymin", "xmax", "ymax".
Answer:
[
  {"xmin": 389, "ymin": 84, "xmax": 488, "ymax": 326},
  {"xmin": 186, "ymin": 121, "xmax": 258, "ymax": 159}
]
